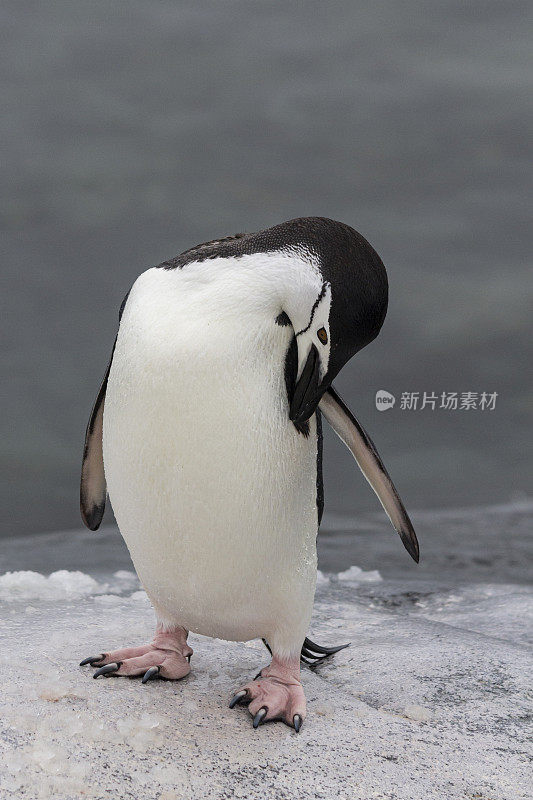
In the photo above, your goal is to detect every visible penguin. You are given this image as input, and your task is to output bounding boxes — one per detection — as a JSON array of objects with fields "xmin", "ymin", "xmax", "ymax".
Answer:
[{"xmin": 79, "ymin": 217, "xmax": 418, "ymax": 732}]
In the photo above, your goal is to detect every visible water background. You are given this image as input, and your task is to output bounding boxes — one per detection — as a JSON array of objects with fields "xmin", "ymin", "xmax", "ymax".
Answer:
[
  {"xmin": 1, "ymin": 1, "xmax": 532, "ymax": 547},
  {"xmin": 3, "ymin": 502, "xmax": 532, "ymax": 586}
]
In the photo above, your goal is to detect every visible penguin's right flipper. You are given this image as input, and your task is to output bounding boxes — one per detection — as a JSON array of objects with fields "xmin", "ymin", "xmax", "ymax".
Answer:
[
  {"xmin": 80, "ymin": 292, "xmax": 130, "ymax": 531},
  {"xmin": 319, "ymin": 385, "xmax": 419, "ymax": 563},
  {"xmin": 80, "ymin": 340, "xmax": 115, "ymax": 530}
]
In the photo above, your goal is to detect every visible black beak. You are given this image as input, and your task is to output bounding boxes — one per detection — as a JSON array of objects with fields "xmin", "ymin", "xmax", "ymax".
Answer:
[{"xmin": 289, "ymin": 344, "xmax": 323, "ymax": 423}]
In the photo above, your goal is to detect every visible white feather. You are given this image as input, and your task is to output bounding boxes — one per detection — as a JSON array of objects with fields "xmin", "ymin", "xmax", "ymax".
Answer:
[{"xmin": 103, "ymin": 253, "xmax": 322, "ymax": 658}]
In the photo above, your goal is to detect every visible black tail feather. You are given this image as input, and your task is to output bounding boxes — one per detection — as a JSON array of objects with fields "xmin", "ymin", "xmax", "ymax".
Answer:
[
  {"xmin": 301, "ymin": 637, "xmax": 350, "ymax": 666},
  {"xmin": 262, "ymin": 636, "xmax": 349, "ymax": 666},
  {"xmin": 303, "ymin": 637, "xmax": 350, "ymax": 656}
]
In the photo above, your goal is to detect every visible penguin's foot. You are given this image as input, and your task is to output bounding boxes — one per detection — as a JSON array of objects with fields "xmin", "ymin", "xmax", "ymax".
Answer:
[
  {"xmin": 229, "ymin": 655, "xmax": 305, "ymax": 732},
  {"xmin": 80, "ymin": 626, "xmax": 192, "ymax": 682}
]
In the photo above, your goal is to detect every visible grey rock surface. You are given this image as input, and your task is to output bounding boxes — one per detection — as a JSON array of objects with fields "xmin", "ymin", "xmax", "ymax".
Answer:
[{"xmin": 1, "ymin": 566, "xmax": 530, "ymax": 799}]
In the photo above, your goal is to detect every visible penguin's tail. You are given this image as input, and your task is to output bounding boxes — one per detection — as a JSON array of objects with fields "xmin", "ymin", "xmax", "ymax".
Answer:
[
  {"xmin": 300, "ymin": 637, "xmax": 350, "ymax": 666},
  {"xmin": 261, "ymin": 637, "xmax": 350, "ymax": 666}
]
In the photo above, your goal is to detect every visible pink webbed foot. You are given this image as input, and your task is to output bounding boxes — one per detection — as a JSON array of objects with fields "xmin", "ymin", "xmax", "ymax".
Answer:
[
  {"xmin": 80, "ymin": 627, "xmax": 192, "ymax": 683},
  {"xmin": 230, "ymin": 655, "xmax": 306, "ymax": 732}
]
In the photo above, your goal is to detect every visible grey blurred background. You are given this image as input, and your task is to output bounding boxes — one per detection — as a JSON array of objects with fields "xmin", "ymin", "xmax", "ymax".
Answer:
[{"xmin": 2, "ymin": 0, "xmax": 532, "ymax": 538}]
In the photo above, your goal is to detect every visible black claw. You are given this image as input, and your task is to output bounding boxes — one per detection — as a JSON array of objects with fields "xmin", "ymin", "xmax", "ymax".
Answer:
[
  {"xmin": 80, "ymin": 654, "xmax": 105, "ymax": 667},
  {"xmin": 93, "ymin": 662, "xmax": 121, "ymax": 678},
  {"xmin": 253, "ymin": 707, "xmax": 267, "ymax": 728},
  {"xmin": 261, "ymin": 638, "xmax": 272, "ymax": 655},
  {"xmin": 293, "ymin": 714, "xmax": 302, "ymax": 733},
  {"xmin": 229, "ymin": 690, "xmax": 247, "ymax": 709},
  {"xmin": 141, "ymin": 665, "xmax": 160, "ymax": 684}
]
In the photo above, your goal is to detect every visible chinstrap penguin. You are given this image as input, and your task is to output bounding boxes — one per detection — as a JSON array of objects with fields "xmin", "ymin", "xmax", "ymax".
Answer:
[{"xmin": 80, "ymin": 217, "xmax": 419, "ymax": 731}]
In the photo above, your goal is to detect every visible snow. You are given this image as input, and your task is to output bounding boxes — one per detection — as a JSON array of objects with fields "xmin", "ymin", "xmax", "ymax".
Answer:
[
  {"xmin": 0, "ymin": 566, "xmax": 384, "ymax": 600},
  {"xmin": 316, "ymin": 569, "xmax": 329, "ymax": 585},
  {"xmin": 0, "ymin": 568, "xmax": 141, "ymax": 602},
  {"xmin": 336, "ymin": 565, "xmax": 382, "ymax": 583},
  {"xmin": 0, "ymin": 570, "xmax": 105, "ymax": 601},
  {"xmin": 0, "ymin": 557, "xmax": 531, "ymax": 800}
]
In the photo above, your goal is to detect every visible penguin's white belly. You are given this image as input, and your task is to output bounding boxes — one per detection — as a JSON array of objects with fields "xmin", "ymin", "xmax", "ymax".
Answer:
[{"xmin": 103, "ymin": 268, "xmax": 318, "ymax": 650}]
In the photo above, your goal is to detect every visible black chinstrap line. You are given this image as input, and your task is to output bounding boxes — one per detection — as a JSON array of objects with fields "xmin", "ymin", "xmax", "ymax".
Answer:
[{"xmin": 294, "ymin": 281, "xmax": 329, "ymax": 337}]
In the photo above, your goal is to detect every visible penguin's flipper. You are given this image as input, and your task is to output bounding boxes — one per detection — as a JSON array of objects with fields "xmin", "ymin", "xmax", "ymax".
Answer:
[
  {"xmin": 80, "ymin": 341, "xmax": 116, "ymax": 531},
  {"xmin": 80, "ymin": 292, "xmax": 130, "ymax": 531},
  {"xmin": 319, "ymin": 385, "xmax": 419, "ymax": 563}
]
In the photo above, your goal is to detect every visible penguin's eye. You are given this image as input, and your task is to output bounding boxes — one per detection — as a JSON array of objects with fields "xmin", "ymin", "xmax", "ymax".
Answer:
[{"xmin": 317, "ymin": 327, "xmax": 328, "ymax": 345}]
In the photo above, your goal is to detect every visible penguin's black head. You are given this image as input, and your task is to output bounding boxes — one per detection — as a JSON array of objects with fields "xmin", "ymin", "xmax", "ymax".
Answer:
[
  {"xmin": 160, "ymin": 216, "xmax": 388, "ymax": 425},
  {"xmin": 277, "ymin": 218, "xmax": 389, "ymax": 424}
]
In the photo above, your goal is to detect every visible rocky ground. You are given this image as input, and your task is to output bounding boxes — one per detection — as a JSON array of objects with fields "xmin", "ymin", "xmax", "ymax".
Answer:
[{"xmin": 0, "ymin": 559, "xmax": 531, "ymax": 800}]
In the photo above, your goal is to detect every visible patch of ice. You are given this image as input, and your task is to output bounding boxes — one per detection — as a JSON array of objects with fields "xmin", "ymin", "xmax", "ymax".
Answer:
[
  {"xmin": 403, "ymin": 704, "xmax": 432, "ymax": 722},
  {"xmin": 8, "ymin": 750, "xmax": 26, "ymax": 774},
  {"xmin": 150, "ymin": 764, "xmax": 189, "ymax": 787},
  {"xmin": 336, "ymin": 565, "xmax": 382, "ymax": 583},
  {"xmin": 116, "ymin": 713, "xmax": 162, "ymax": 751},
  {"xmin": 94, "ymin": 593, "xmax": 123, "ymax": 605},
  {"xmin": 38, "ymin": 679, "xmax": 87, "ymax": 703},
  {"xmin": 109, "ymin": 570, "xmax": 139, "ymax": 592},
  {"xmin": 30, "ymin": 743, "xmax": 69, "ymax": 774},
  {"xmin": 128, "ymin": 590, "xmax": 150, "ymax": 603},
  {"xmin": 0, "ymin": 570, "xmax": 106, "ymax": 601}
]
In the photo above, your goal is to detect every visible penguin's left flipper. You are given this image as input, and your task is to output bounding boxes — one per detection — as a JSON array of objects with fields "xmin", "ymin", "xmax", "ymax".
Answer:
[
  {"xmin": 80, "ymin": 340, "xmax": 115, "ymax": 531},
  {"xmin": 319, "ymin": 385, "xmax": 419, "ymax": 563}
]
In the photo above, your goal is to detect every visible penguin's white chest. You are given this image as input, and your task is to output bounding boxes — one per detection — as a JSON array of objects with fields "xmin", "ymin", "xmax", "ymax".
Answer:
[{"xmin": 103, "ymin": 267, "xmax": 319, "ymax": 648}]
